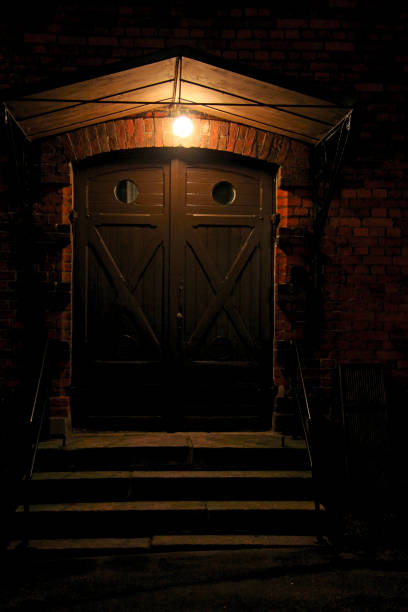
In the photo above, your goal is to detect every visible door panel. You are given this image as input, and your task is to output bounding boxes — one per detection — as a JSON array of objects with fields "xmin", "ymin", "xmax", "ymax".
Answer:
[
  {"xmin": 72, "ymin": 154, "xmax": 275, "ymax": 429},
  {"xmin": 183, "ymin": 225, "xmax": 259, "ymax": 361},
  {"xmin": 176, "ymin": 162, "xmax": 273, "ymax": 419},
  {"xmin": 88, "ymin": 224, "xmax": 166, "ymax": 360}
]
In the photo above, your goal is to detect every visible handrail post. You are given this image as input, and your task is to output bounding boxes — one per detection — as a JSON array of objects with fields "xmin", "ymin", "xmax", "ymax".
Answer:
[
  {"xmin": 21, "ymin": 420, "xmax": 32, "ymax": 549},
  {"xmin": 22, "ymin": 475, "xmax": 30, "ymax": 549}
]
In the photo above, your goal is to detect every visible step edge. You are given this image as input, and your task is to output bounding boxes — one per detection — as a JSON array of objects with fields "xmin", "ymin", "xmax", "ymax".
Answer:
[
  {"xmin": 32, "ymin": 470, "xmax": 312, "ymax": 480},
  {"xmin": 16, "ymin": 500, "xmax": 323, "ymax": 512}
]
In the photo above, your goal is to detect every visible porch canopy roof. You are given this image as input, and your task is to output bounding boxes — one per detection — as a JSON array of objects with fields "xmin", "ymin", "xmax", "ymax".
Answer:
[{"xmin": 3, "ymin": 47, "xmax": 353, "ymax": 146}]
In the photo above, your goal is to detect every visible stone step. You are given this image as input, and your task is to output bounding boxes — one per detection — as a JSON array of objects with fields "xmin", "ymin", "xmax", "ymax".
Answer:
[
  {"xmin": 35, "ymin": 433, "xmax": 309, "ymax": 471},
  {"xmin": 80, "ymin": 415, "xmax": 272, "ymax": 432},
  {"xmin": 13, "ymin": 500, "xmax": 323, "ymax": 539},
  {"xmin": 8, "ymin": 534, "xmax": 321, "ymax": 555},
  {"xmin": 12, "ymin": 432, "xmax": 323, "ymax": 549},
  {"xmin": 28, "ymin": 469, "xmax": 313, "ymax": 503}
]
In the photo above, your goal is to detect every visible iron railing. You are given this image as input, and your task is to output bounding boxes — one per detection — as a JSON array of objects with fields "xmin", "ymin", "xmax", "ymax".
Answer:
[
  {"xmin": 22, "ymin": 337, "xmax": 54, "ymax": 547},
  {"xmin": 290, "ymin": 340, "xmax": 321, "ymax": 527},
  {"xmin": 291, "ymin": 340, "xmax": 313, "ymax": 470}
]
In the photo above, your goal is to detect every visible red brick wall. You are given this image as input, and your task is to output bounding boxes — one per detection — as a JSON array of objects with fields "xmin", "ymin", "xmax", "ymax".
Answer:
[{"xmin": 0, "ymin": 2, "xmax": 407, "ymax": 429}]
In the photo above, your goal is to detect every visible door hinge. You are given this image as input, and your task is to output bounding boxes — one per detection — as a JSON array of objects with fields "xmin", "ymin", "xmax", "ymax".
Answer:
[
  {"xmin": 68, "ymin": 209, "xmax": 78, "ymax": 224},
  {"xmin": 271, "ymin": 213, "xmax": 281, "ymax": 234}
]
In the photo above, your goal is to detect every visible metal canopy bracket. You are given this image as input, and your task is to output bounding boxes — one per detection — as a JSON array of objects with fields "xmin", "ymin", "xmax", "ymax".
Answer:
[
  {"xmin": 4, "ymin": 108, "xmax": 39, "ymax": 213},
  {"xmin": 306, "ymin": 113, "xmax": 352, "ymax": 346},
  {"xmin": 311, "ymin": 113, "xmax": 352, "ymax": 246}
]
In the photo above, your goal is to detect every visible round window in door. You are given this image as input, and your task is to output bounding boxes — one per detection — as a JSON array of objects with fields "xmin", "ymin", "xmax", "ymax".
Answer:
[
  {"xmin": 114, "ymin": 179, "xmax": 139, "ymax": 204},
  {"xmin": 212, "ymin": 181, "xmax": 236, "ymax": 206}
]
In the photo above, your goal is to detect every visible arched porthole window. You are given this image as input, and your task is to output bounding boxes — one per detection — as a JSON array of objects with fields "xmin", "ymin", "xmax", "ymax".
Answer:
[
  {"xmin": 212, "ymin": 181, "xmax": 236, "ymax": 206},
  {"xmin": 114, "ymin": 179, "xmax": 139, "ymax": 204}
]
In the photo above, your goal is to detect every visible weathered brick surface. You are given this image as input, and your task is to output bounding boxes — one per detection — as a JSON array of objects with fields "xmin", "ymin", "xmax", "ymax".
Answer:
[{"xmin": 0, "ymin": 2, "xmax": 407, "ymax": 427}]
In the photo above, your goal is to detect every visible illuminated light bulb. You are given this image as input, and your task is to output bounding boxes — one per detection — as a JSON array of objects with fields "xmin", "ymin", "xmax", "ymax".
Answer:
[{"xmin": 173, "ymin": 115, "xmax": 193, "ymax": 138}]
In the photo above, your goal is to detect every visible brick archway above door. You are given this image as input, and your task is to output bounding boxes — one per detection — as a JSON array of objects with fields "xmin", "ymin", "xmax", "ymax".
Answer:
[{"xmin": 58, "ymin": 114, "xmax": 304, "ymax": 170}]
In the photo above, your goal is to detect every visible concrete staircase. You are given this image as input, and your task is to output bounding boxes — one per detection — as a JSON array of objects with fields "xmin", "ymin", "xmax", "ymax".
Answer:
[{"xmin": 10, "ymin": 432, "xmax": 325, "ymax": 553}]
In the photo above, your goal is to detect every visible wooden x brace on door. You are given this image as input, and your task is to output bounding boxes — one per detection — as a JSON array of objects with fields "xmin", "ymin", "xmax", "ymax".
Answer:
[
  {"xmin": 185, "ymin": 222, "xmax": 262, "ymax": 359},
  {"xmin": 89, "ymin": 224, "xmax": 163, "ymax": 354}
]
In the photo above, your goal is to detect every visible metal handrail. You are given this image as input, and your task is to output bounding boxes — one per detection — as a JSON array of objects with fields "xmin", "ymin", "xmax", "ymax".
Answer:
[
  {"xmin": 290, "ymin": 340, "xmax": 321, "ymax": 524},
  {"xmin": 292, "ymin": 340, "xmax": 313, "ymax": 470},
  {"xmin": 27, "ymin": 338, "xmax": 50, "ymax": 477},
  {"xmin": 23, "ymin": 337, "xmax": 52, "ymax": 547}
]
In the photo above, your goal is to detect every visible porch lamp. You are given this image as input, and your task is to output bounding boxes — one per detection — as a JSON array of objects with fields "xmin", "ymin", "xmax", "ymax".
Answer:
[{"xmin": 172, "ymin": 107, "xmax": 193, "ymax": 138}]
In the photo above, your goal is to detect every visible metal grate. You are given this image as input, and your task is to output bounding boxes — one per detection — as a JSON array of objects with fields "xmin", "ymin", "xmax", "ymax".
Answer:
[{"xmin": 339, "ymin": 363, "xmax": 388, "ymax": 451}]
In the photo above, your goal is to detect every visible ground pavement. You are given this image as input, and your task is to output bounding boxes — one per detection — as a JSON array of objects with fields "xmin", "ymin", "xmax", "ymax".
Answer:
[{"xmin": 1, "ymin": 543, "xmax": 408, "ymax": 611}]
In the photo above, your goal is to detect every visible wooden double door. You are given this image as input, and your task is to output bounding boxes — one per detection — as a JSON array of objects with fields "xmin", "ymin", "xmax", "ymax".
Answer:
[{"xmin": 72, "ymin": 151, "xmax": 276, "ymax": 429}]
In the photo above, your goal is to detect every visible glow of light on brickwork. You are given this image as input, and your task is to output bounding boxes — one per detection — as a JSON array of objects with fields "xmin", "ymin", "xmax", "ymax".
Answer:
[{"xmin": 172, "ymin": 115, "xmax": 193, "ymax": 138}]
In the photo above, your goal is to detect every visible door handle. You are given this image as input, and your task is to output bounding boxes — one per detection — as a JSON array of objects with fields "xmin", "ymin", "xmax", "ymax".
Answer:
[
  {"xmin": 176, "ymin": 311, "xmax": 183, "ymax": 323},
  {"xmin": 176, "ymin": 285, "xmax": 184, "ymax": 359},
  {"xmin": 176, "ymin": 310, "xmax": 184, "ymax": 360},
  {"xmin": 177, "ymin": 285, "xmax": 184, "ymax": 323}
]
